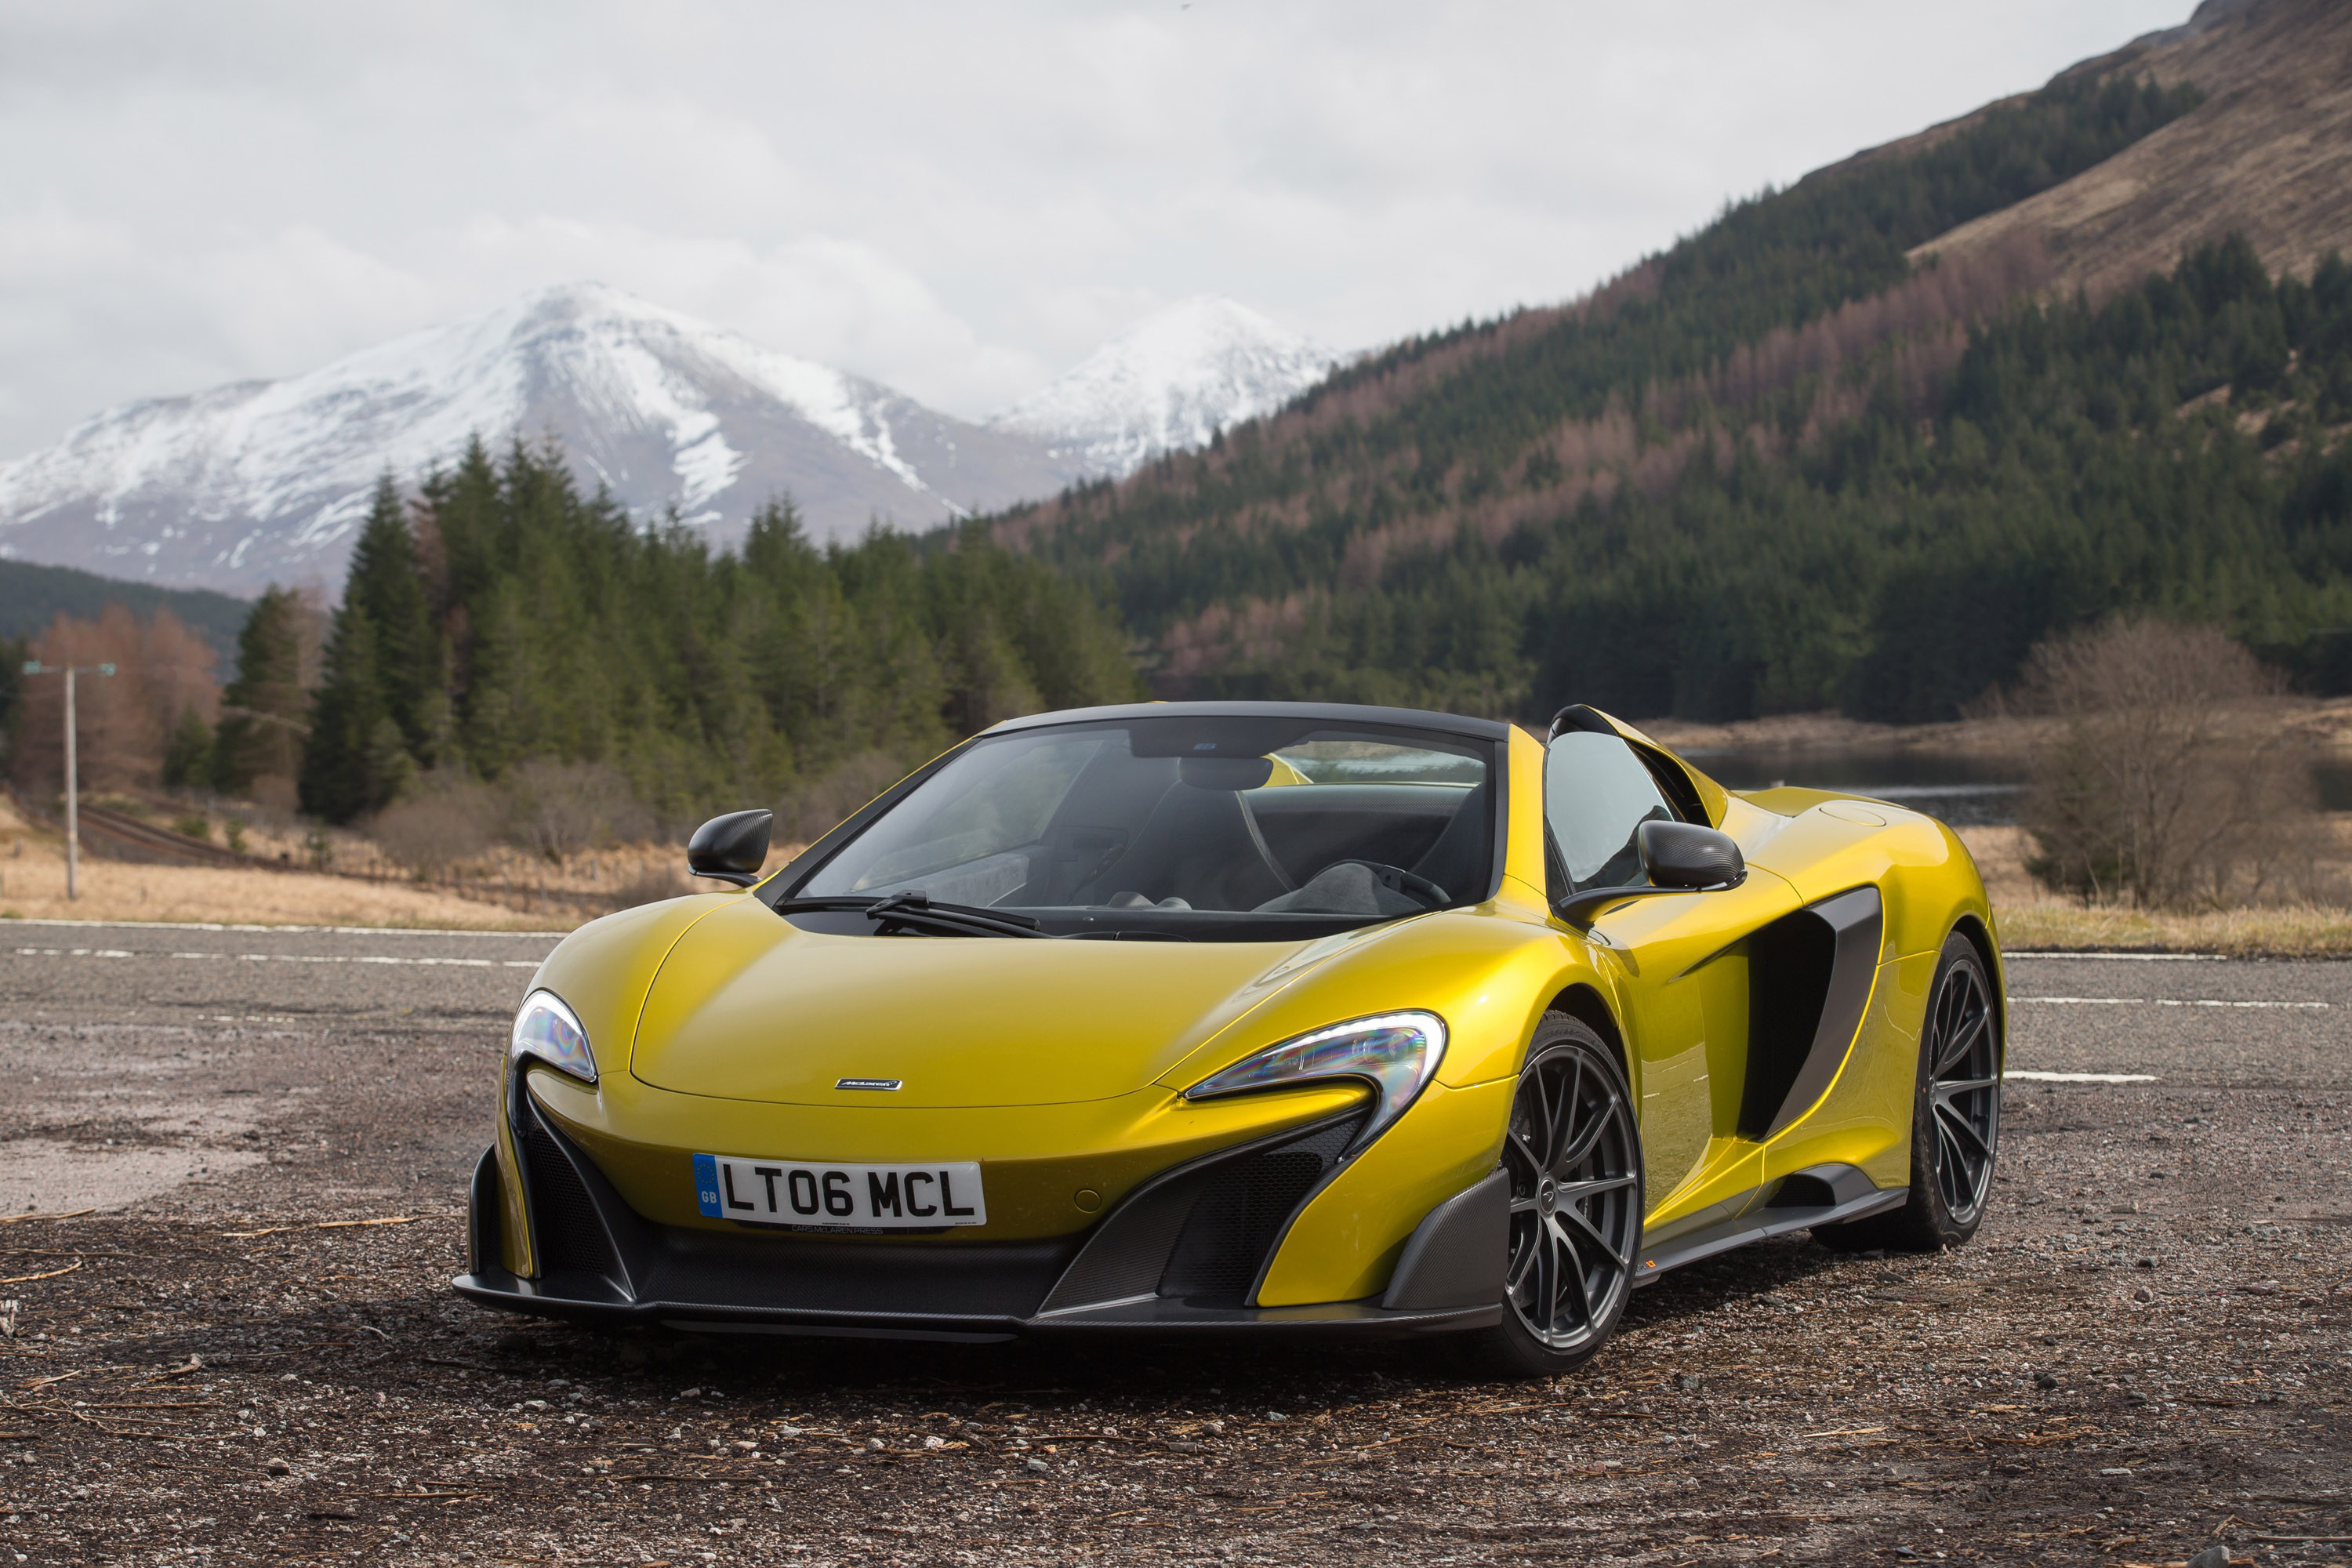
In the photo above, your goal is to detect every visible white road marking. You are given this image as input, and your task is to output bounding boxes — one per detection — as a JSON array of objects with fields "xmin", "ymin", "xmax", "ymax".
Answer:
[
  {"xmin": 2004, "ymin": 1070, "xmax": 2159, "ymax": 1083},
  {"xmin": 0, "ymin": 916, "xmax": 565, "ymax": 938},
  {"xmin": 2012, "ymin": 996, "xmax": 2328, "ymax": 1009},
  {"xmin": 13, "ymin": 947, "xmax": 538, "ymax": 969},
  {"xmin": 2003, "ymin": 951, "xmax": 2220, "ymax": 961}
]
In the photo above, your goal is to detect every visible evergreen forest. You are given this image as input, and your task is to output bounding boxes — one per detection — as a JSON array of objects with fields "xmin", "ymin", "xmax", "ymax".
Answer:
[
  {"xmin": 265, "ymin": 444, "xmax": 1137, "ymax": 826},
  {"xmin": 998, "ymin": 68, "xmax": 2352, "ymax": 723}
]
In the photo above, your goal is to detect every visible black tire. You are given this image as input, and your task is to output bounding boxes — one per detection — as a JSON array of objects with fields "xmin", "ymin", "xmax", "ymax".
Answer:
[
  {"xmin": 1814, "ymin": 930, "xmax": 2002, "ymax": 1254},
  {"xmin": 1465, "ymin": 1014, "xmax": 1644, "ymax": 1377}
]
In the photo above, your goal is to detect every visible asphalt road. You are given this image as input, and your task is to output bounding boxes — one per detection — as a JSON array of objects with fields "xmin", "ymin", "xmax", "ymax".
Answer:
[{"xmin": 0, "ymin": 924, "xmax": 2342, "ymax": 1566}]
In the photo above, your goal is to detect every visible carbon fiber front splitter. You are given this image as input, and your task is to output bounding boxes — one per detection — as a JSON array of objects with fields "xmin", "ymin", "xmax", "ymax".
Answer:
[{"xmin": 450, "ymin": 1267, "xmax": 1501, "ymax": 1342}]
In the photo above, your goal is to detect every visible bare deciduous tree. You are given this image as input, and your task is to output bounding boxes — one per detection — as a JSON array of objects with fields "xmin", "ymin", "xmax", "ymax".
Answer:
[
  {"xmin": 369, "ymin": 772, "xmax": 497, "ymax": 879},
  {"xmin": 2017, "ymin": 617, "xmax": 2318, "ymax": 909},
  {"xmin": 499, "ymin": 759, "xmax": 649, "ymax": 864}
]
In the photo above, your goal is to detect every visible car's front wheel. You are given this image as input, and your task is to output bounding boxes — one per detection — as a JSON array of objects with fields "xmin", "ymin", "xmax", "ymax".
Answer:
[{"xmin": 1467, "ymin": 1014, "xmax": 1644, "ymax": 1377}]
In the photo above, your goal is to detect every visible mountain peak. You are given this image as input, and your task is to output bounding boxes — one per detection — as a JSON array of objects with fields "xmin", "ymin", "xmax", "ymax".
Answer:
[
  {"xmin": 0, "ymin": 285, "xmax": 1073, "ymax": 593},
  {"xmin": 990, "ymin": 296, "xmax": 1335, "ymax": 477}
]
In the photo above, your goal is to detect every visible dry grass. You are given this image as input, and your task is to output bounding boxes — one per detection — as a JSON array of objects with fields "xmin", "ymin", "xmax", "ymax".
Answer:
[
  {"xmin": 0, "ymin": 796, "xmax": 555, "ymax": 930},
  {"xmin": 1959, "ymin": 822, "xmax": 2352, "ymax": 956},
  {"xmin": 0, "ymin": 793, "xmax": 811, "ymax": 931},
  {"xmin": 1989, "ymin": 900, "xmax": 2352, "ymax": 958}
]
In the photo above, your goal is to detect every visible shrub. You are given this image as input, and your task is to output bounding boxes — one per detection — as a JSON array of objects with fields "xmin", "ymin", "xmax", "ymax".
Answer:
[
  {"xmin": 2016, "ymin": 617, "xmax": 2319, "ymax": 908},
  {"xmin": 499, "ymin": 760, "xmax": 649, "ymax": 863},
  {"xmin": 370, "ymin": 772, "xmax": 498, "ymax": 879}
]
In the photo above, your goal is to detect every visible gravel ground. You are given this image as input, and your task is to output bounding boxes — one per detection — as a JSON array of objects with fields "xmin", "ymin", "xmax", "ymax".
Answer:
[{"xmin": 0, "ymin": 927, "xmax": 2343, "ymax": 1567}]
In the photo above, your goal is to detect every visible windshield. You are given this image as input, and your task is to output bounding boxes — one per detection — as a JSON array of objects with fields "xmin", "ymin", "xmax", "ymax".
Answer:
[{"xmin": 785, "ymin": 717, "xmax": 1497, "ymax": 941}]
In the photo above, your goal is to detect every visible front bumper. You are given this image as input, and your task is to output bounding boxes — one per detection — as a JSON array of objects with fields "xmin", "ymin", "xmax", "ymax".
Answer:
[{"xmin": 454, "ymin": 1099, "xmax": 1503, "ymax": 1341}]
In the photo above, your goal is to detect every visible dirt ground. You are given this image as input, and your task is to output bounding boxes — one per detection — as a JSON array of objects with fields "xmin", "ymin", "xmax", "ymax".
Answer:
[{"xmin": 0, "ymin": 933, "xmax": 2342, "ymax": 1566}]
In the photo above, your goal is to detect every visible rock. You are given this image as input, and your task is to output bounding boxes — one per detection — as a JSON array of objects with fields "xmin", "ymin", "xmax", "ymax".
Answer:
[
  {"xmin": 2035, "ymin": 1373, "xmax": 2060, "ymax": 1390},
  {"xmin": 1166, "ymin": 1439, "xmax": 1205, "ymax": 1453},
  {"xmin": 2187, "ymin": 1546, "xmax": 2230, "ymax": 1568},
  {"xmin": 263, "ymin": 1457, "xmax": 292, "ymax": 1476},
  {"xmin": 1676, "ymin": 1374, "xmax": 1701, "ymax": 1391},
  {"xmin": 1025, "ymin": 1457, "xmax": 1051, "ymax": 1474},
  {"xmin": 866, "ymin": 1437, "xmax": 885, "ymax": 1451},
  {"xmin": 2098, "ymin": 1466, "xmax": 2133, "ymax": 1477},
  {"xmin": 2134, "ymin": 1257, "xmax": 2157, "ymax": 1269},
  {"xmin": 2133, "ymin": 1287, "xmax": 2154, "ymax": 1302}
]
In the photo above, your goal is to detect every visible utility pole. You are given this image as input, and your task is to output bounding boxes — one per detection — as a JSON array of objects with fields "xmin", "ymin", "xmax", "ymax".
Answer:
[{"xmin": 21, "ymin": 661, "xmax": 115, "ymax": 900}]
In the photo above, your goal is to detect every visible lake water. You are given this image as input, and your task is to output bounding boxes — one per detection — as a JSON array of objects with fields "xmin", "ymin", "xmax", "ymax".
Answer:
[{"xmin": 1686, "ymin": 746, "xmax": 2352, "ymax": 826}]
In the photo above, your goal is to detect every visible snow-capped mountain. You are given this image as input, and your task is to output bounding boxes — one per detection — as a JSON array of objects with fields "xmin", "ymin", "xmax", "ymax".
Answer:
[
  {"xmin": 0, "ymin": 283, "xmax": 1075, "ymax": 593},
  {"xmin": 989, "ymin": 296, "xmax": 1335, "ymax": 478}
]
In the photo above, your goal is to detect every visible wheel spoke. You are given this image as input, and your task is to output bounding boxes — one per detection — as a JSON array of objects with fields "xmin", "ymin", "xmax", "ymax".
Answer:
[
  {"xmin": 1505, "ymin": 1225, "xmax": 1540, "ymax": 1292},
  {"xmin": 1534, "ymin": 1062, "xmax": 1563, "ymax": 1170},
  {"xmin": 1556, "ymin": 1199, "xmax": 1632, "ymax": 1272},
  {"xmin": 1544, "ymin": 1057, "xmax": 1583, "ymax": 1171},
  {"xmin": 1934, "ymin": 1098, "xmax": 1993, "ymax": 1162},
  {"xmin": 1508, "ymin": 1194, "xmax": 1542, "ymax": 1214},
  {"xmin": 1934, "ymin": 1123, "xmax": 1974, "ymax": 1189},
  {"xmin": 1934, "ymin": 1005, "xmax": 1988, "ymax": 1076},
  {"xmin": 1549, "ymin": 1218, "xmax": 1595, "ymax": 1327},
  {"xmin": 1504, "ymin": 1125, "xmax": 1546, "ymax": 1184},
  {"xmin": 1935, "ymin": 1075, "xmax": 1999, "ymax": 1098},
  {"xmin": 1555, "ymin": 1173, "xmax": 1637, "ymax": 1202},
  {"xmin": 1556, "ymin": 1087, "xmax": 1619, "ymax": 1173},
  {"xmin": 1536, "ymin": 1219, "xmax": 1563, "ymax": 1337}
]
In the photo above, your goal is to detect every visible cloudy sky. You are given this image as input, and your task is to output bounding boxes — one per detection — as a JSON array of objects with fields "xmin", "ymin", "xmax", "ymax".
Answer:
[{"xmin": 0, "ymin": 0, "xmax": 2192, "ymax": 459}]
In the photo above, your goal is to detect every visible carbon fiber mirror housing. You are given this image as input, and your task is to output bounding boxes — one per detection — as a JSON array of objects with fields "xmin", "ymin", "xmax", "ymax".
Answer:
[
  {"xmin": 1637, "ymin": 819, "xmax": 1744, "ymax": 889},
  {"xmin": 688, "ymin": 809, "xmax": 774, "ymax": 887}
]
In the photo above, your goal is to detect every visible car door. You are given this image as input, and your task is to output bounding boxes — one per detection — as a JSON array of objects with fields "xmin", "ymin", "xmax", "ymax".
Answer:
[{"xmin": 1544, "ymin": 727, "xmax": 1803, "ymax": 1214}]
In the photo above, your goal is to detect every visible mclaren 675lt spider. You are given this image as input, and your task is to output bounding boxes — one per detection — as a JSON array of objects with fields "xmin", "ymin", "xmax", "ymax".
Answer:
[{"xmin": 456, "ymin": 701, "xmax": 2004, "ymax": 1374}]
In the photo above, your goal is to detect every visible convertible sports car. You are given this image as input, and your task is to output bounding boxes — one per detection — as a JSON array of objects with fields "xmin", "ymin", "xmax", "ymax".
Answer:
[{"xmin": 456, "ymin": 701, "xmax": 2003, "ymax": 1374}]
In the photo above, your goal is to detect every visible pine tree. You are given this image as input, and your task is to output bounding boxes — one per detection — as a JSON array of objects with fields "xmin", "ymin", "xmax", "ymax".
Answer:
[
  {"xmin": 300, "ymin": 602, "xmax": 391, "ymax": 822},
  {"xmin": 211, "ymin": 586, "xmax": 308, "ymax": 794},
  {"xmin": 343, "ymin": 473, "xmax": 438, "ymax": 763},
  {"xmin": 162, "ymin": 707, "xmax": 213, "ymax": 790}
]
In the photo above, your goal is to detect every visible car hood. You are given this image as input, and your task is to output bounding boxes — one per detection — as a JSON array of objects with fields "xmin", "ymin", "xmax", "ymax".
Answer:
[{"xmin": 626, "ymin": 898, "xmax": 1347, "ymax": 1108}]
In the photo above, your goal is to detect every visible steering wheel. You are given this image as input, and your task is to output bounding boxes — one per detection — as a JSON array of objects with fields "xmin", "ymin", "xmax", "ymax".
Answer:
[{"xmin": 1330, "ymin": 860, "xmax": 1450, "ymax": 909}]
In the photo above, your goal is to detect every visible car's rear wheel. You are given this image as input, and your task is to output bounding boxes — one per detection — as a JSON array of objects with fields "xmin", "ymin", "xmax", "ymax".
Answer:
[
  {"xmin": 1466, "ymin": 1014, "xmax": 1643, "ymax": 1377},
  {"xmin": 1815, "ymin": 930, "xmax": 2001, "ymax": 1254}
]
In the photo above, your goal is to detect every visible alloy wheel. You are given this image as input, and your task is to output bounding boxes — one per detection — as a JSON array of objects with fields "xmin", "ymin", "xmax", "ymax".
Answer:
[
  {"xmin": 1926, "ymin": 956, "xmax": 2000, "ymax": 1226},
  {"xmin": 1501, "ymin": 1044, "xmax": 1641, "ymax": 1352}
]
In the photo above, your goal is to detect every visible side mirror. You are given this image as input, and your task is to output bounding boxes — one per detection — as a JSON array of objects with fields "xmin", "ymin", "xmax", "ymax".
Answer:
[
  {"xmin": 688, "ymin": 809, "xmax": 774, "ymax": 887},
  {"xmin": 1554, "ymin": 819, "xmax": 1744, "ymax": 930},
  {"xmin": 1638, "ymin": 820, "xmax": 1744, "ymax": 889}
]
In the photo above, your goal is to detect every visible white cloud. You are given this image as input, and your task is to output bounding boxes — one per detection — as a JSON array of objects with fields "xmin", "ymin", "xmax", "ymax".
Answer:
[{"xmin": 0, "ymin": 0, "xmax": 2196, "ymax": 456}]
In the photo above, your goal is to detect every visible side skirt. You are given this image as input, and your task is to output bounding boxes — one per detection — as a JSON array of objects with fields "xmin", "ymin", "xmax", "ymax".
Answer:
[{"xmin": 1632, "ymin": 1164, "xmax": 1906, "ymax": 1286}]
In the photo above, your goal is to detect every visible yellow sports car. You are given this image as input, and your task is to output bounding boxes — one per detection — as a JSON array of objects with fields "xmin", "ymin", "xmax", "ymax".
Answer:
[{"xmin": 456, "ymin": 701, "xmax": 2002, "ymax": 1374}]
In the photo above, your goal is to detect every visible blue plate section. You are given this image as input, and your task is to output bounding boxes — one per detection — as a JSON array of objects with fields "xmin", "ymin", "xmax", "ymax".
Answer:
[{"xmin": 692, "ymin": 1152, "xmax": 723, "ymax": 1218}]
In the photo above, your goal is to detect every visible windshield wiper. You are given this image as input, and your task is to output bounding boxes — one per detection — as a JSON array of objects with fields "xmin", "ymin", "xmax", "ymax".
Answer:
[{"xmin": 772, "ymin": 891, "xmax": 1050, "ymax": 940}]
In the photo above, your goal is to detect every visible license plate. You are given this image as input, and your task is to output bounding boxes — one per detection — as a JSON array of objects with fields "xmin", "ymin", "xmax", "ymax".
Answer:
[{"xmin": 693, "ymin": 1153, "xmax": 987, "ymax": 1230}]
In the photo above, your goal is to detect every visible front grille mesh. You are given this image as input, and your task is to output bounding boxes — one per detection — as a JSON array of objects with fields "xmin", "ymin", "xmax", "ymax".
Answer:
[
  {"xmin": 1157, "ymin": 1117, "xmax": 1360, "ymax": 1304},
  {"xmin": 520, "ymin": 1123, "xmax": 614, "ymax": 1277}
]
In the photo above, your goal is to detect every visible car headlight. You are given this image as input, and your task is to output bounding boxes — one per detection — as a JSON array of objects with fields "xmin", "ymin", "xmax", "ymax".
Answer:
[
  {"xmin": 510, "ymin": 989, "xmax": 597, "ymax": 1085},
  {"xmin": 1182, "ymin": 1011, "xmax": 1446, "ymax": 1150}
]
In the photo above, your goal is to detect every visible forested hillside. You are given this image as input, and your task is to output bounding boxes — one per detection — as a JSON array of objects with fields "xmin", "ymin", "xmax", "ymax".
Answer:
[
  {"xmin": 994, "ymin": 44, "xmax": 2352, "ymax": 723},
  {"xmin": 271, "ymin": 441, "xmax": 1137, "ymax": 826},
  {"xmin": 0, "ymin": 558, "xmax": 248, "ymax": 661}
]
